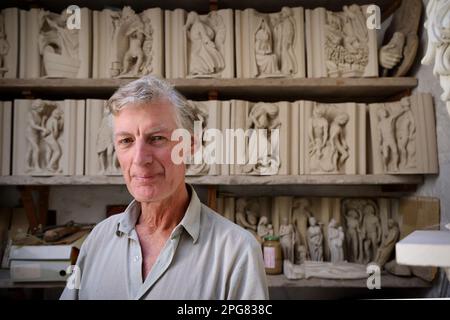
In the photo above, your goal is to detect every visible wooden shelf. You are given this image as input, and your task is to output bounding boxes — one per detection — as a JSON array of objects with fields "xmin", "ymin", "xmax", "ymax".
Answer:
[
  {"xmin": 0, "ymin": 269, "xmax": 431, "ymax": 289},
  {"xmin": 267, "ymin": 273, "xmax": 432, "ymax": 288},
  {"xmin": 0, "ymin": 175, "xmax": 424, "ymax": 186},
  {"xmin": 0, "ymin": 78, "xmax": 417, "ymax": 102}
]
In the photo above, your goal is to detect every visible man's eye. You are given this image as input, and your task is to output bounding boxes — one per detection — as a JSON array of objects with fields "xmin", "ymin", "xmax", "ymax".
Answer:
[
  {"xmin": 119, "ymin": 138, "xmax": 133, "ymax": 145},
  {"xmin": 150, "ymin": 136, "xmax": 167, "ymax": 143}
]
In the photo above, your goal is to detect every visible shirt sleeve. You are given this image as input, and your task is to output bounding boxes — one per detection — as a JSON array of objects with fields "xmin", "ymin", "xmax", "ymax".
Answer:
[
  {"xmin": 59, "ymin": 234, "xmax": 90, "ymax": 300},
  {"xmin": 226, "ymin": 236, "xmax": 269, "ymax": 300}
]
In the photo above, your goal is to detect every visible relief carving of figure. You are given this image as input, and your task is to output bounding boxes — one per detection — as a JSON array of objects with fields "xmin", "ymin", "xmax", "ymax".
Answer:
[
  {"xmin": 39, "ymin": 9, "xmax": 80, "ymax": 77},
  {"xmin": 374, "ymin": 219, "xmax": 400, "ymax": 267},
  {"xmin": 26, "ymin": 100, "xmax": 63, "ymax": 173},
  {"xmin": 328, "ymin": 219, "xmax": 345, "ymax": 263},
  {"xmin": 96, "ymin": 107, "xmax": 119, "ymax": 174},
  {"xmin": 185, "ymin": 11, "xmax": 225, "ymax": 77},
  {"xmin": 235, "ymin": 198, "xmax": 259, "ymax": 238},
  {"xmin": 361, "ymin": 204, "xmax": 381, "ymax": 263},
  {"xmin": 309, "ymin": 105, "xmax": 350, "ymax": 173},
  {"xmin": 243, "ymin": 103, "xmax": 281, "ymax": 175},
  {"xmin": 344, "ymin": 208, "xmax": 361, "ymax": 263},
  {"xmin": 396, "ymin": 98, "xmax": 417, "ymax": 169},
  {"xmin": 254, "ymin": 17, "xmax": 281, "ymax": 77},
  {"xmin": 273, "ymin": 7, "xmax": 297, "ymax": 76},
  {"xmin": 376, "ymin": 102, "xmax": 411, "ymax": 171},
  {"xmin": 186, "ymin": 102, "xmax": 209, "ymax": 175},
  {"xmin": 292, "ymin": 198, "xmax": 313, "ymax": 252},
  {"xmin": 325, "ymin": 5, "xmax": 369, "ymax": 77},
  {"xmin": 0, "ymin": 13, "xmax": 10, "ymax": 77},
  {"xmin": 279, "ymin": 217, "xmax": 295, "ymax": 262},
  {"xmin": 110, "ymin": 7, "xmax": 154, "ymax": 78},
  {"xmin": 307, "ymin": 217, "xmax": 323, "ymax": 261}
]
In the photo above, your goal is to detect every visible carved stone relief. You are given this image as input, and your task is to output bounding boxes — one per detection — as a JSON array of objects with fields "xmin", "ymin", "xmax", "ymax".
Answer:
[
  {"xmin": 165, "ymin": 9, "xmax": 234, "ymax": 78},
  {"xmin": 85, "ymin": 100, "xmax": 121, "ymax": 176},
  {"xmin": 20, "ymin": 7, "xmax": 91, "ymax": 78},
  {"xmin": 0, "ymin": 8, "xmax": 19, "ymax": 78},
  {"xmin": 235, "ymin": 7, "xmax": 305, "ymax": 78},
  {"xmin": 93, "ymin": 7, "xmax": 163, "ymax": 78},
  {"xmin": 13, "ymin": 99, "xmax": 85, "ymax": 176},
  {"xmin": 306, "ymin": 5, "xmax": 378, "ymax": 77},
  {"xmin": 369, "ymin": 94, "xmax": 438, "ymax": 174}
]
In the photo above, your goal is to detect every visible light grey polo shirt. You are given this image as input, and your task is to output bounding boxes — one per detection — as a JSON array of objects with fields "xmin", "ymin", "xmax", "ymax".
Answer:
[{"xmin": 60, "ymin": 185, "xmax": 269, "ymax": 300}]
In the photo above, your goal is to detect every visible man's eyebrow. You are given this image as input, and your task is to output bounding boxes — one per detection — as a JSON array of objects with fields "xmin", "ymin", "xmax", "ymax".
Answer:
[{"xmin": 114, "ymin": 126, "xmax": 170, "ymax": 138}]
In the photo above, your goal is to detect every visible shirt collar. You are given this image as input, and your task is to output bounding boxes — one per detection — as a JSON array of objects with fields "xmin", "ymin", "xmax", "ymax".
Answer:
[{"xmin": 116, "ymin": 184, "xmax": 201, "ymax": 244}]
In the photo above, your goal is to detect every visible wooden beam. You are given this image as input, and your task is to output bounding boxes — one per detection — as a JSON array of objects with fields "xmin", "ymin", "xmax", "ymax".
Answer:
[{"xmin": 207, "ymin": 185, "xmax": 218, "ymax": 210}]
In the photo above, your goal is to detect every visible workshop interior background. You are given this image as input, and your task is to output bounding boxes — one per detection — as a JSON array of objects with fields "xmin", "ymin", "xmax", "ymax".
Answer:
[{"xmin": 0, "ymin": 0, "xmax": 449, "ymax": 299}]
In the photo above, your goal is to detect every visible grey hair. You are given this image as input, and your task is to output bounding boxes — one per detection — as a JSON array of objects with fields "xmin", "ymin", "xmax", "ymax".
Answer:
[{"xmin": 106, "ymin": 75, "xmax": 197, "ymax": 133}]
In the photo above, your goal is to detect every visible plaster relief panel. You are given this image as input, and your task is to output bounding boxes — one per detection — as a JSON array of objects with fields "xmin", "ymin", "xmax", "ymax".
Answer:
[
  {"xmin": 13, "ymin": 99, "xmax": 85, "ymax": 176},
  {"xmin": 0, "ymin": 8, "xmax": 19, "ymax": 78},
  {"xmin": 235, "ymin": 7, "xmax": 305, "ymax": 78},
  {"xmin": 165, "ymin": 9, "xmax": 234, "ymax": 78},
  {"xmin": 19, "ymin": 7, "xmax": 91, "ymax": 78},
  {"xmin": 306, "ymin": 5, "xmax": 378, "ymax": 77},
  {"xmin": 93, "ymin": 7, "xmax": 163, "ymax": 78}
]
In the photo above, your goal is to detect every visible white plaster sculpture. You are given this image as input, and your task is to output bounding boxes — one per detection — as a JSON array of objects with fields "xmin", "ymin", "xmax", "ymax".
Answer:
[
  {"xmin": 85, "ymin": 100, "xmax": 121, "ymax": 176},
  {"xmin": 279, "ymin": 217, "xmax": 295, "ymax": 262},
  {"xmin": 20, "ymin": 7, "xmax": 91, "ymax": 78},
  {"xmin": 307, "ymin": 216, "xmax": 323, "ymax": 261},
  {"xmin": 306, "ymin": 4, "xmax": 378, "ymax": 77},
  {"xmin": 165, "ymin": 9, "xmax": 234, "ymax": 78},
  {"xmin": 369, "ymin": 94, "xmax": 438, "ymax": 174},
  {"xmin": 257, "ymin": 216, "xmax": 270, "ymax": 239},
  {"xmin": 374, "ymin": 219, "xmax": 399, "ymax": 268},
  {"xmin": 93, "ymin": 7, "xmax": 163, "ymax": 78},
  {"xmin": 0, "ymin": 8, "xmax": 19, "ymax": 78},
  {"xmin": 301, "ymin": 101, "xmax": 366, "ymax": 174},
  {"xmin": 186, "ymin": 100, "xmax": 221, "ymax": 176},
  {"xmin": 327, "ymin": 219, "xmax": 345, "ymax": 263},
  {"xmin": 0, "ymin": 102, "xmax": 12, "ymax": 175},
  {"xmin": 379, "ymin": 0, "xmax": 422, "ymax": 77},
  {"xmin": 283, "ymin": 260, "xmax": 368, "ymax": 280},
  {"xmin": 421, "ymin": 0, "xmax": 450, "ymax": 116},
  {"xmin": 235, "ymin": 7, "xmax": 305, "ymax": 78},
  {"xmin": 235, "ymin": 198, "xmax": 259, "ymax": 238},
  {"xmin": 292, "ymin": 198, "xmax": 313, "ymax": 249},
  {"xmin": 231, "ymin": 100, "xmax": 289, "ymax": 175},
  {"xmin": 13, "ymin": 99, "xmax": 85, "ymax": 175},
  {"xmin": 362, "ymin": 204, "xmax": 381, "ymax": 263}
]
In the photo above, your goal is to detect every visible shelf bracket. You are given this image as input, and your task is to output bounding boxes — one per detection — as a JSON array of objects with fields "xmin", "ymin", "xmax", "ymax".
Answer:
[{"xmin": 18, "ymin": 186, "xmax": 49, "ymax": 234}]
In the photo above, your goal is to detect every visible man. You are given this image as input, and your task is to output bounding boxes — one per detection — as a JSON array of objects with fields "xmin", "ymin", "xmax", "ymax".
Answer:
[{"xmin": 60, "ymin": 76, "xmax": 268, "ymax": 300}]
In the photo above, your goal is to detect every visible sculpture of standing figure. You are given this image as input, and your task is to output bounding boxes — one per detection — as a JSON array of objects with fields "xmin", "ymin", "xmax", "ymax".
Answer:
[
  {"xmin": 328, "ymin": 219, "xmax": 345, "ymax": 263},
  {"xmin": 185, "ymin": 11, "xmax": 224, "ymax": 76},
  {"xmin": 362, "ymin": 204, "xmax": 381, "ymax": 263},
  {"xmin": 344, "ymin": 209, "xmax": 361, "ymax": 263},
  {"xmin": 96, "ymin": 107, "xmax": 117, "ymax": 174},
  {"xmin": 307, "ymin": 217, "xmax": 323, "ymax": 261},
  {"xmin": 377, "ymin": 103, "xmax": 409, "ymax": 171},
  {"xmin": 279, "ymin": 217, "xmax": 295, "ymax": 262},
  {"xmin": 254, "ymin": 17, "xmax": 280, "ymax": 77},
  {"xmin": 292, "ymin": 198, "xmax": 312, "ymax": 249},
  {"xmin": 274, "ymin": 7, "xmax": 297, "ymax": 75},
  {"xmin": 374, "ymin": 219, "xmax": 400, "ymax": 267},
  {"xmin": 396, "ymin": 97, "xmax": 416, "ymax": 169},
  {"xmin": 120, "ymin": 23, "xmax": 145, "ymax": 76},
  {"xmin": 329, "ymin": 112, "xmax": 349, "ymax": 171},
  {"xmin": 26, "ymin": 100, "xmax": 49, "ymax": 171},
  {"xmin": 43, "ymin": 106, "xmax": 63, "ymax": 172},
  {"xmin": 308, "ymin": 105, "xmax": 328, "ymax": 163}
]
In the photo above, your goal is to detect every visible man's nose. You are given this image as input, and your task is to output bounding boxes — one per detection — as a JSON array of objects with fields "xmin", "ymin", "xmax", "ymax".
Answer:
[{"xmin": 132, "ymin": 139, "xmax": 153, "ymax": 166}]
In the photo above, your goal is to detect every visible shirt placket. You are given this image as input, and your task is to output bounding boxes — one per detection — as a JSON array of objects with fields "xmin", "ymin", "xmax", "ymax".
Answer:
[{"xmin": 128, "ymin": 230, "xmax": 144, "ymax": 298}]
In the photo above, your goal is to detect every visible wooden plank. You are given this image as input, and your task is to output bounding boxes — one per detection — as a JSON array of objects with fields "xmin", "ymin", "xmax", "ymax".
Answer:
[
  {"xmin": 0, "ymin": 175, "xmax": 424, "ymax": 186},
  {"xmin": 0, "ymin": 78, "xmax": 418, "ymax": 102}
]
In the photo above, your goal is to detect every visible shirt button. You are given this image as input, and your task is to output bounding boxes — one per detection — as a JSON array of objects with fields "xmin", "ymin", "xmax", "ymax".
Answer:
[{"xmin": 133, "ymin": 256, "xmax": 140, "ymax": 262}]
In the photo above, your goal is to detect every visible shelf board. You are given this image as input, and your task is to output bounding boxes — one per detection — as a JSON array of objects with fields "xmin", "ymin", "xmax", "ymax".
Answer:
[
  {"xmin": 267, "ymin": 273, "xmax": 432, "ymax": 288},
  {"xmin": 0, "ymin": 269, "xmax": 430, "ymax": 289},
  {"xmin": 0, "ymin": 175, "xmax": 424, "ymax": 186},
  {"xmin": 0, "ymin": 78, "xmax": 418, "ymax": 102}
]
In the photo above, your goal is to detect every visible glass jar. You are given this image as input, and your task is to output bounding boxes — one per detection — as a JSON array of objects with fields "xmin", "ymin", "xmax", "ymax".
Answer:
[{"xmin": 263, "ymin": 235, "xmax": 282, "ymax": 275}]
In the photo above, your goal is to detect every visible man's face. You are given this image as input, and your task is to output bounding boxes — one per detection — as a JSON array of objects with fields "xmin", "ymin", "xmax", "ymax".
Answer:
[{"xmin": 113, "ymin": 101, "xmax": 187, "ymax": 203}]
